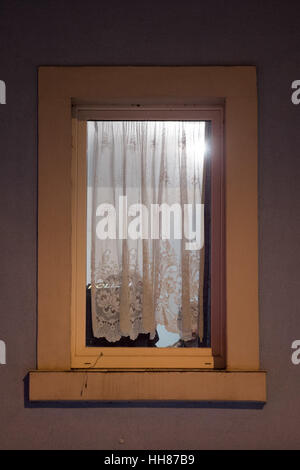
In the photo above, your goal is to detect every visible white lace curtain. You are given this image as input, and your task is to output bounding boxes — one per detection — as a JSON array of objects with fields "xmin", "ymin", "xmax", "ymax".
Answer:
[{"xmin": 87, "ymin": 120, "xmax": 207, "ymax": 344}]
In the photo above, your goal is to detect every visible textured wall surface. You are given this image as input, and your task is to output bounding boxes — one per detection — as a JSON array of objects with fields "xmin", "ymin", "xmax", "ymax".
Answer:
[{"xmin": 0, "ymin": 0, "xmax": 300, "ymax": 449}]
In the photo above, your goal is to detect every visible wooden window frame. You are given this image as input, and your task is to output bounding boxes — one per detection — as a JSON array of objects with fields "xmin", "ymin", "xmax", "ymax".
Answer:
[
  {"xmin": 72, "ymin": 106, "xmax": 224, "ymax": 369},
  {"xmin": 29, "ymin": 66, "xmax": 266, "ymax": 402}
]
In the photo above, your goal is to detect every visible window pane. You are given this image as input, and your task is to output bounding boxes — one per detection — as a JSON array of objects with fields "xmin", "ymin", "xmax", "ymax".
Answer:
[{"xmin": 86, "ymin": 121, "xmax": 211, "ymax": 348}]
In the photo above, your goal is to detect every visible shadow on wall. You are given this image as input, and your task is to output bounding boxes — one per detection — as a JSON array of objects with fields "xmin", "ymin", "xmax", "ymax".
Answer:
[{"xmin": 23, "ymin": 374, "xmax": 265, "ymax": 410}]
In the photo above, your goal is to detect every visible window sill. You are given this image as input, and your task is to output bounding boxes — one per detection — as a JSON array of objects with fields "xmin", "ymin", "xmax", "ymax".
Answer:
[{"xmin": 29, "ymin": 370, "xmax": 266, "ymax": 403}]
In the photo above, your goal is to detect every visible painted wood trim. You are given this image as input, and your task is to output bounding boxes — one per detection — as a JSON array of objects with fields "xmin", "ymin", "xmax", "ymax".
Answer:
[
  {"xmin": 29, "ymin": 370, "xmax": 267, "ymax": 402},
  {"xmin": 38, "ymin": 66, "xmax": 259, "ymax": 372},
  {"xmin": 71, "ymin": 107, "xmax": 225, "ymax": 368}
]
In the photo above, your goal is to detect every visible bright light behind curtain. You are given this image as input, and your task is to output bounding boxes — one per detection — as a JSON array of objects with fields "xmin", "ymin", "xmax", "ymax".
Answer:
[{"xmin": 86, "ymin": 121, "xmax": 207, "ymax": 345}]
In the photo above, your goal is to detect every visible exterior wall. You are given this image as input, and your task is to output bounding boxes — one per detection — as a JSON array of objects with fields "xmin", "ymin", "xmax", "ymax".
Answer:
[{"xmin": 0, "ymin": 0, "xmax": 300, "ymax": 449}]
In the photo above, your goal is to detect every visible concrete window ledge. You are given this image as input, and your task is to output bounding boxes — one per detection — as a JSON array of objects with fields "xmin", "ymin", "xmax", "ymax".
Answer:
[{"xmin": 29, "ymin": 370, "xmax": 267, "ymax": 403}]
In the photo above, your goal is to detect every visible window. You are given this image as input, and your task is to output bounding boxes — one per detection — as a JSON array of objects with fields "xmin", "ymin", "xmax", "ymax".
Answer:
[
  {"xmin": 72, "ymin": 107, "xmax": 224, "ymax": 369},
  {"xmin": 86, "ymin": 120, "xmax": 209, "ymax": 349},
  {"xmin": 30, "ymin": 66, "xmax": 266, "ymax": 402}
]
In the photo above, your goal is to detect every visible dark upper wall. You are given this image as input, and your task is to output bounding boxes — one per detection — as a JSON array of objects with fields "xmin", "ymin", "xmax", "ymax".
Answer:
[{"xmin": 0, "ymin": 0, "xmax": 300, "ymax": 449}]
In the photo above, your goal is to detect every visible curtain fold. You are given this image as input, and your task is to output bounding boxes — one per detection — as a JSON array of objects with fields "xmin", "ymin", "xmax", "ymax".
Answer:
[{"xmin": 87, "ymin": 120, "xmax": 207, "ymax": 344}]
